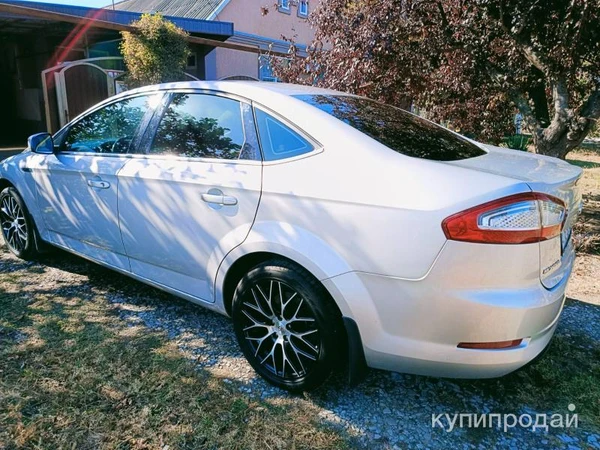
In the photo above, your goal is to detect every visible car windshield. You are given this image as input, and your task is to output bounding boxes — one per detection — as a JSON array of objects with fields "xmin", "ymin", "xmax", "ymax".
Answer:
[{"xmin": 294, "ymin": 94, "xmax": 486, "ymax": 161}]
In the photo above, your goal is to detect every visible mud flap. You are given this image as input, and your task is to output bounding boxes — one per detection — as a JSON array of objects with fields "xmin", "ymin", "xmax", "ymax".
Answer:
[{"xmin": 343, "ymin": 317, "xmax": 369, "ymax": 386}]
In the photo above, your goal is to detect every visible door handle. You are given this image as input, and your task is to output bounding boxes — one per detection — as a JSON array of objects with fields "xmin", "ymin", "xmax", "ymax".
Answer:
[
  {"xmin": 87, "ymin": 179, "xmax": 111, "ymax": 189},
  {"xmin": 201, "ymin": 190, "xmax": 238, "ymax": 206}
]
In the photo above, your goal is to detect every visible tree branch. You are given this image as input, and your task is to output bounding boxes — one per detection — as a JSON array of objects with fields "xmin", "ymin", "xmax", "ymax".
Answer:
[
  {"xmin": 492, "ymin": 1, "xmax": 550, "ymax": 74},
  {"xmin": 484, "ymin": 59, "xmax": 543, "ymax": 133},
  {"xmin": 580, "ymin": 86, "xmax": 600, "ymax": 120},
  {"xmin": 512, "ymin": 0, "xmax": 540, "ymax": 37}
]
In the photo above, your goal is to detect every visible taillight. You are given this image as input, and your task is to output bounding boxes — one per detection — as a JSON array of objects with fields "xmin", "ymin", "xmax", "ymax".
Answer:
[{"xmin": 442, "ymin": 193, "xmax": 565, "ymax": 244}]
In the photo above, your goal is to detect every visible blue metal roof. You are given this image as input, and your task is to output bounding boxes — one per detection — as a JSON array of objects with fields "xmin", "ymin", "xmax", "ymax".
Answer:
[{"xmin": 0, "ymin": 0, "xmax": 234, "ymax": 38}]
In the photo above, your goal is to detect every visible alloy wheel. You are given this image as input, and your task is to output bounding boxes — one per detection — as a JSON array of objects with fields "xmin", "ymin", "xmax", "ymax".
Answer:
[
  {"xmin": 239, "ymin": 279, "xmax": 321, "ymax": 380},
  {"xmin": 1, "ymin": 194, "xmax": 28, "ymax": 252}
]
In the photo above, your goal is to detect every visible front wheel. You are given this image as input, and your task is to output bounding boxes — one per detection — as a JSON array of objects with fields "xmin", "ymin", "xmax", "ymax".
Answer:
[
  {"xmin": 0, "ymin": 187, "xmax": 39, "ymax": 260},
  {"xmin": 232, "ymin": 259, "xmax": 344, "ymax": 392}
]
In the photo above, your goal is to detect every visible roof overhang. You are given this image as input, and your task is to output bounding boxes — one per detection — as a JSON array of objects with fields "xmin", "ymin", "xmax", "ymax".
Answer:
[
  {"xmin": 0, "ymin": 1, "xmax": 295, "ymax": 57},
  {"xmin": 0, "ymin": 0, "xmax": 233, "ymax": 39}
]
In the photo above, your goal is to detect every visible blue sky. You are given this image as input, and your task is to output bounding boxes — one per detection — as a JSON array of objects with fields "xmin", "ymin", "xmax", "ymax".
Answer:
[{"xmin": 30, "ymin": 0, "xmax": 115, "ymax": 7}]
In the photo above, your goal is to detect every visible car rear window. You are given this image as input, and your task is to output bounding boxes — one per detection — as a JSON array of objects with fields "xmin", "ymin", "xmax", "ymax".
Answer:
[{"xmin": 294, "ymin": 95, "xmax": 486, "ymax": 161}]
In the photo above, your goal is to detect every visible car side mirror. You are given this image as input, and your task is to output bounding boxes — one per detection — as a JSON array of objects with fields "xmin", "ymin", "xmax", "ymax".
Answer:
[{"xmin": 28, "ymin": 132, "xmax": 54, "ymax": 155}]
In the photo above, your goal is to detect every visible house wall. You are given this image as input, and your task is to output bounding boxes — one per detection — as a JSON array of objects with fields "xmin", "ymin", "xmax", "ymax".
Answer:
[
  {"xmin": 208, "ymin": 0, "xmax": 321, "ymax": 80},
  {"xmin": 215, "ymin": 0, "xmax": 320, "ymax": 44},
  {"xmin": 212, "ymin": 47, "xmax": 259, "ymax": 80}
]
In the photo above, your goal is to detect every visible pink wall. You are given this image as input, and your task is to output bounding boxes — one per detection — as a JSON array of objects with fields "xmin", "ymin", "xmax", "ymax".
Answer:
[
  {"xmin": 209, "ymin": 0, "xmax": 321, "ymax": 80},
  {"xmin": 216, "ymin": 0, "xmax": 320, "ymax": 45},
  {"xmin": 214, "ymin": 47, "xmax": 260, "ymax": 80}
]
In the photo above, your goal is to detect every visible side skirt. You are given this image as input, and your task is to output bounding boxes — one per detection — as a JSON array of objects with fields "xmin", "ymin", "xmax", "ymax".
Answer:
[{"xmin": 46, "ymin": 239, "xmax": 229, "ymax": 317}]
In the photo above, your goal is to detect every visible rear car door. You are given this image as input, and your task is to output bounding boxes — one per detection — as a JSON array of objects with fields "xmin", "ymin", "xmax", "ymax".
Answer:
[
  {"xmin": 117, "ymin": 91, "xmax": 262, "ymax": 301},
  {"xmin": 31, "ymin": 93, "xmax": 163, "ymax": 270}
]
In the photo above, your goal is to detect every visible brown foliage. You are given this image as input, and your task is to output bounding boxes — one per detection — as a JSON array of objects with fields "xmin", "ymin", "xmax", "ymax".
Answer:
[{"xmin": 271, "ymin": 0, "xmax": 600, "ymax": 158}]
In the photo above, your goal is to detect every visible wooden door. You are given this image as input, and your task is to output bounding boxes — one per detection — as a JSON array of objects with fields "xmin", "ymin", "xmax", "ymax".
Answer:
[{"xmin": 62, "ymin": 64, "xmax": 109, "ymax": 124}]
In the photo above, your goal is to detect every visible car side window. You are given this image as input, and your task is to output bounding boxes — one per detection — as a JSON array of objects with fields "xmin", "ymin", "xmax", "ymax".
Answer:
[
  {"xmin": 149, "ymin": 93, "xmax": 254, "ymax": 160},
  {"xmin": 61, "ymin": 94, "xmax": 160, "ymax": 154},
  {"xmin": 254, "ymin": 108, "xmax": 313, "ymax": 161}
]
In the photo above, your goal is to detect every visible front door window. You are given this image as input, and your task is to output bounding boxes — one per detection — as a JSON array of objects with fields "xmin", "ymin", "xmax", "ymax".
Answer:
[{"xmin": 62, "ymin": 94, "xmax": 162, "ymax": 154}]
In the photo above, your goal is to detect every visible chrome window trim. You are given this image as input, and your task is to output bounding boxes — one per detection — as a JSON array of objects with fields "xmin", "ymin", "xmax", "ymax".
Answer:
[
  {"xmin": 56, "ymin": 151, "xmax": 263, "ymax": 166},
  {"xmin": 52, "ymin": 87, "xmax": 323, "ymax": 165},
  {"xmin": 156, "ymin": 87, "xmax": 253, "ymax": 105}
]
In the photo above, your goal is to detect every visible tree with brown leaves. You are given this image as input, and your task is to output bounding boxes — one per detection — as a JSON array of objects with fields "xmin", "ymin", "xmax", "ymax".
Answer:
[{"xmin": 272, "ymin": 0, "xmax": 600, "ymax": 159}]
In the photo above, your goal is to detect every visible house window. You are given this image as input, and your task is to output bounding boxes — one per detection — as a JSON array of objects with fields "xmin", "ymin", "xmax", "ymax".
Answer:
[
  {"xmin": 278, "ymin": 0, "xmax": 290, "ymax": 13},
  {"xmin": 186, "ymin": 53, "xmax": 197, "ymax": 69},
  {"xmin": 297, "ymin": 0, "xmax": 309, "ymax": 17}
]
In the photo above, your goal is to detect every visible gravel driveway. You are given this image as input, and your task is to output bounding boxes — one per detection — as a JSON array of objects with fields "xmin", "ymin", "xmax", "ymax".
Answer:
[{"xmin": 2, "ymin": 245, "xmax": 599, "ymax": 450}]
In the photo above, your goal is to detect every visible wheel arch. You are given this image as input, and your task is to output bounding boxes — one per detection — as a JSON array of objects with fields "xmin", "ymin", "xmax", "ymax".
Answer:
[
  {"xmin": 213, "ymin": 222, "xmax": 355, "ymax": 315},
  {"xmin": 219, "ymin": 247, "xmax": 368, "ymax": 385},
  {"xmin": 220, "ymin": 250, "xmax": 345, "ymax": 318},
  {"xmin": 0, "ymin": 178, "xmax": 15, "ymax": 191}
]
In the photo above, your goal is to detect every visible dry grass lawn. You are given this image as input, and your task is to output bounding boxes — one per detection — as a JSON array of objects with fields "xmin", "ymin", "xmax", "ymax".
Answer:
[
  {"xmin": 0, "ymin": 266, "xmax": 349, "ymax": 449},
  {"xmin": 567, "ymin": 150, "xmax": 600, "ymax": 305}
]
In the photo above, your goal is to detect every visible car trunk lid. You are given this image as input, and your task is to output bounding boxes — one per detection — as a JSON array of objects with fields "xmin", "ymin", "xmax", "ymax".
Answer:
[{"xmin": 446, "ymin": 144, "xmax": 583, "ymax": 289}]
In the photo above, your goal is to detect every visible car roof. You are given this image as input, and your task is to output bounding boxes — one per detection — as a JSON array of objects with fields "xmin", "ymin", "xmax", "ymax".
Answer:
[{"xmin": 118, "ymin": 80, "xmax": 354, "ymax": 103}]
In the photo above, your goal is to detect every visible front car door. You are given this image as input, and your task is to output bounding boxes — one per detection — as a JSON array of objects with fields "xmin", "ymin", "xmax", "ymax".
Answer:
[
  {"xmin": 31, "ymin": 92, "xmax": 163, "ymax": 270},
  {"xmin": 117, "ymin": 91, "xmax": 263, "ymax": 301}
]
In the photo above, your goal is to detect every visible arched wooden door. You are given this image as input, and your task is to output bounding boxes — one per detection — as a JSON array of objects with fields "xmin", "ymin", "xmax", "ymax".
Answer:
[
  {"xmin": 42, "ymin": 58, "xmax": 125, "ymax": 132},
  {"xmin": 59, "ymin": 63, "xmax": 110, "ymax": 125}
]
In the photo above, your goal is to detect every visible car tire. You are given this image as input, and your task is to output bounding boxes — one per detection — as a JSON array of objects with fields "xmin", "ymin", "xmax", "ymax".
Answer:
[
  {"xmin": 232, "ymin": 259, "xmax": 344, "ymax": 392},
  {"xmin": 0, "ymin": 187, "xmax": 39, "ymax": 260}
]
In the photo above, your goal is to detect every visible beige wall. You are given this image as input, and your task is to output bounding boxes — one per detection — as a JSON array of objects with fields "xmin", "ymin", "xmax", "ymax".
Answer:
[
  {"xmin": 214, "ymin": 47, "xmax": 260, "ymax": 80},
  {"xmin": 216, "ymin": 0, "xmax": 320, "ymax": 45},
  {"xmin": 208, "ymin": 0, "xmax": 320, "ymax": 80}
]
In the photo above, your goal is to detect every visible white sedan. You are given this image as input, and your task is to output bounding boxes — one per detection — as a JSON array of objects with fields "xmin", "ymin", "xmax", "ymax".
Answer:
[{"xmin": 0, "ymin": 81, "xmax": 582, "ymax": 391}]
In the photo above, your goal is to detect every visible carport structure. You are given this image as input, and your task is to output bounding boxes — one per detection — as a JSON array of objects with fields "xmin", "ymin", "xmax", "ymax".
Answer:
[{"xmin": 0, "ymin": 1, "xmax": 275, "ymax": 147}]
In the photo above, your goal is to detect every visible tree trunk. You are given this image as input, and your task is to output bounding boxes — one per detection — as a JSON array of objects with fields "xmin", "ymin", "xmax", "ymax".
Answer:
[
  {"xmin": 534, "ymin": 131, "xmax": 570, "ymax": 159},
  {"xmin": 531, "ymin": 79, "xmax": 598, "ymax": 160},
  {"xmin": 533, "ymin": 115, "xmax": 596, "ymax": 160}
]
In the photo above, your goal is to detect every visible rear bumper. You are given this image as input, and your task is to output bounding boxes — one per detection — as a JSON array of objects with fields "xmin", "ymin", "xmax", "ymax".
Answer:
[{"xmin": 323, "ymin": 240, "xmax": 573, "ymax": 378}]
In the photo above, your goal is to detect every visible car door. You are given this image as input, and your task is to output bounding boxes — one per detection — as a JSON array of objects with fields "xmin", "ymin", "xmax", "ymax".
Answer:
[
  {"xmin": 31, "ymin": 92, "xmax": 164, "ymax": 270},
  {"xmin": 117, "ymin": 91, "xmax": 262, "ymax": 301}
]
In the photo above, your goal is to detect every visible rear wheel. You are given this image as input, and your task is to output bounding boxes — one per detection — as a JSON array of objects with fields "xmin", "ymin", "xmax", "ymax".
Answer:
[
  {"xmin": 232, "ymin": 259, "xmax": 343, "ymax": 392},
  {"xmin": 0, "ymin": 187, "xmax": 38, "ymax": 260}
]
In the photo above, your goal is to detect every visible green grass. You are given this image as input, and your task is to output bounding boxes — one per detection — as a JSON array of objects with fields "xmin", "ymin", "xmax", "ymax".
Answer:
[{"xmin": 0, "ymin": 287, "xmax": 349, "ymax": 449}]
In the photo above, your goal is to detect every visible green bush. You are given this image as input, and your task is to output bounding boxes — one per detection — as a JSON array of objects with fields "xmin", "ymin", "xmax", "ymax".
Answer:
[
  {"xmin": 120, "ymin": 14, "xmax": 190, "ymax": 88},
  {"xmin": 501, "ymin": 134, "xmax": 531, "ymax": 151}
]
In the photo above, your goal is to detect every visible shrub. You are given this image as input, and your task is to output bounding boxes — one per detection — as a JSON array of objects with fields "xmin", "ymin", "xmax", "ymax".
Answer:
[
  {"xmin": 120, "ymin": 14, "xmax": 190, "ymax": 88},
  {"xmin": 501, "ymin": 135, "xmax": 531, "ymax": 151}
]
